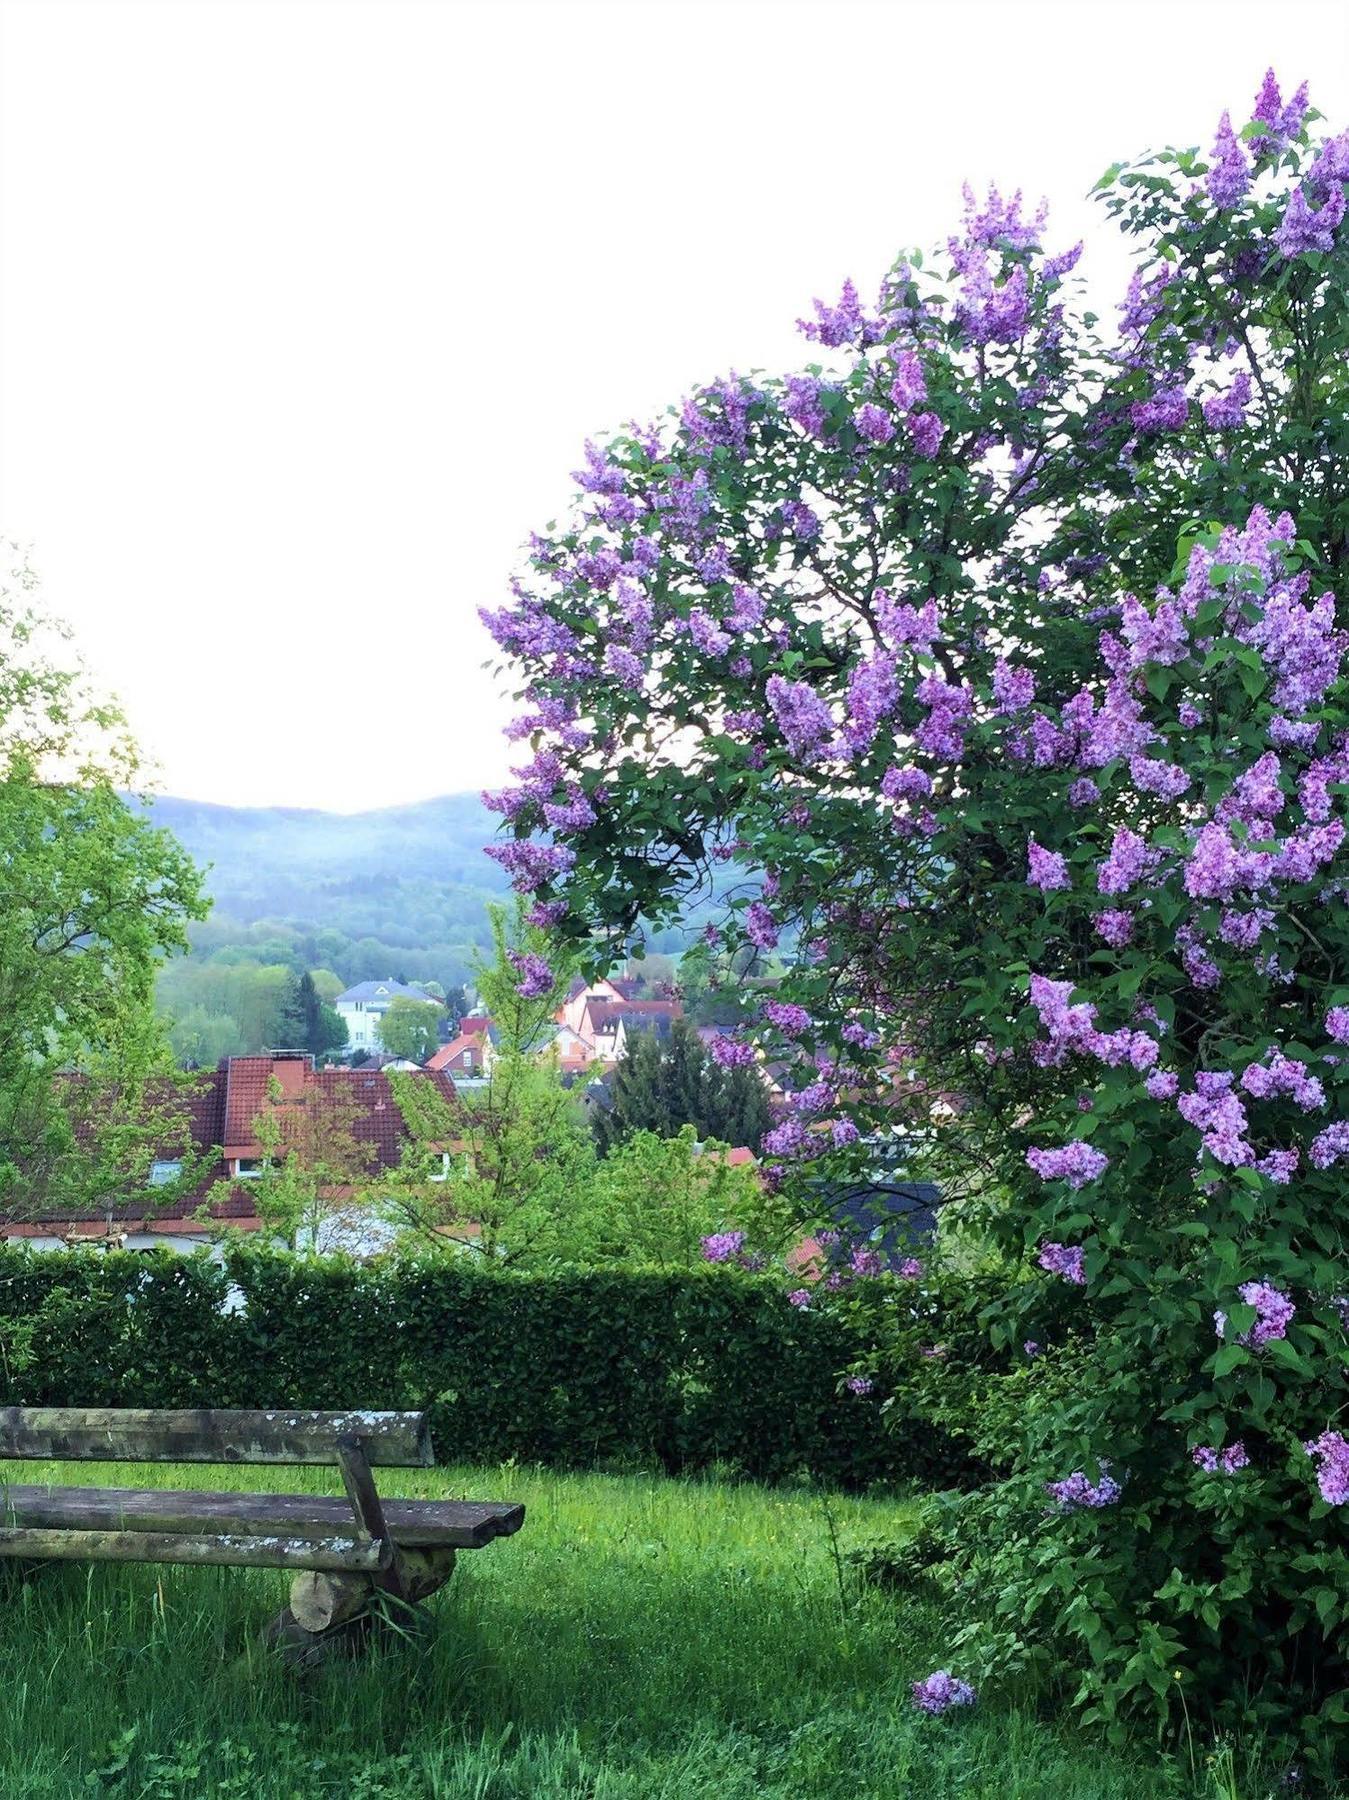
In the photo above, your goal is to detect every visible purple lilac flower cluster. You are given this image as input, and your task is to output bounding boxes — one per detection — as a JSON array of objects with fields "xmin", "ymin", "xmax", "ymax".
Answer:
[
  {"xmin": 701, "ymin": 1231, "xmax": 745, "ymax": 1264},
  {"xmin": 1037, "ymin": 1242, "xmax": 1086, "ymax": 1285},
  {"xmin": 1026, "ymin": 1143, "xmax": 1109, "ymax": 1189},
  {"xmin": 1192, "ymin": 1442, "xmax": 1250, "ymax": 1475},
  {"xmin": 1046, "ymin": 1465, "xmax": 1123, "ymax": 1510},
  {"xmin": 910, "ymin": 1671, "xmax": 977, "ymax": 1716},
  {"xmin": 1214, "ymin": 1280, "xmax": 1296, "ymax": 1348},
  {"xmin": 1304, "ymin": 1430, "xmax": 1349, "ymax": 1505}
]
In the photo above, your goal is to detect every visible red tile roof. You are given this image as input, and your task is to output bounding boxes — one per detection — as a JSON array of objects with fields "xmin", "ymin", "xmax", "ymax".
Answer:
[{"xmin": 7, "ymin": 1056, "xmax": 461, "ymax": 1236}]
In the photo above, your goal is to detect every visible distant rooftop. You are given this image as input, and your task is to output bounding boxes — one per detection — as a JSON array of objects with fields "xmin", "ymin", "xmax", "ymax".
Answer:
[{"xmin": 334, "ymin": 978, "xmax": 434, "ymax": 1006}]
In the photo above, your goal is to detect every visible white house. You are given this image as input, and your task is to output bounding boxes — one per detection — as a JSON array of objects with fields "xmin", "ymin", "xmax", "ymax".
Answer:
[{"xmin": 333, "ymin": 977, "xmax": 436, "ymax": 1053}]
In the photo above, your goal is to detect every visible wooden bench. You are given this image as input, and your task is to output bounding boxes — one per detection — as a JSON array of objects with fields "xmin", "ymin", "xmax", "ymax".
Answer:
[{"xmin": 0, "ymin": 1407, "xmax": 524, "ymax": 1662}]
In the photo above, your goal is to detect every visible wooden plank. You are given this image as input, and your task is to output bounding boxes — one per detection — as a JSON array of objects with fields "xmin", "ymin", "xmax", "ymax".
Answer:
[
  {"xmin": 0, "ymin": 1527, "xmax": 391, "ymax": 1572},
  {"xmin": 0, "ymin": 1409, "xmax": 433, "ymax": 1468},
  {"xmin": 0, "ymin": 1485, "xmax": 525, "ymax": 1548},
  {"xmin": 336, "ymin": 1436, "xmax": 407, "ymax": 1602}
]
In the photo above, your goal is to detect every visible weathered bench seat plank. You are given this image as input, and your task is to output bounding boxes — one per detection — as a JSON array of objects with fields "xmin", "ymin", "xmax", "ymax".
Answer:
[
  {"xmin": 0, "ymin": 1485, "xmax": 525, "ymax": 1549},
  {"xmin": 0, "ymin": 1527, "xmax": 390, "ymax": 1572}
]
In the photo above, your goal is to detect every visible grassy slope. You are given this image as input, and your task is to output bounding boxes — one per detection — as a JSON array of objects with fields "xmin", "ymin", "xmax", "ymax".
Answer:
[{"xmin": 0, "ymin": 1461, "xmax": 1292, "ymax": 1799}]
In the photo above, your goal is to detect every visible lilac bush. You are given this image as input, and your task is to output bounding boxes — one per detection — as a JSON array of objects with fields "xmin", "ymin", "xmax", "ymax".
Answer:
[{"xmin": 484, "ymin": 71, "xmax": 1349, "ymax": 1757}]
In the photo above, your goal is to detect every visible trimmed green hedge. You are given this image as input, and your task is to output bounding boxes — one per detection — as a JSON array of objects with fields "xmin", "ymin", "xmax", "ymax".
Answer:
[{"xmin": 0, "ymin": 1246, "xmax": 970, "ymax": 1489}]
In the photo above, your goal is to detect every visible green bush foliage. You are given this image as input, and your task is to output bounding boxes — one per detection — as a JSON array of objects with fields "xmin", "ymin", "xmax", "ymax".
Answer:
[{"xmin": 0, "ymin": 1245, "xmax": 969, "ymax": 1490}]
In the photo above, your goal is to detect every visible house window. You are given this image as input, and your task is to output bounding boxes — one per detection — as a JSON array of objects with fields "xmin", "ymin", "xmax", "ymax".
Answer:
[
  {"xmin": 428, "ymin": 1153, "xmax": 452, "ymax": 1183},
  {"xmin": 148, "ymin": 1160, "xmax": 183, "ymax": 1187},
  {"xmin": 234, "ymin": 1158, "xmax": 264, "ymax": 1179},
  {"xmin": 461, "ymin": 1052, "xmax": 471, "ymax": 1067}
]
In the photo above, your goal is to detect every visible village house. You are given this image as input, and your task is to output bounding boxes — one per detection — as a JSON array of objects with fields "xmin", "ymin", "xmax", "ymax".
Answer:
[
  {"xmin": 426, "ymin": 1013, "xmax": 496, "ymax": 1078},
  {"xmin": 333, "ymin": 977, "xmax": 438, "ymax": 1053},
  {"xmin": 6, "ymin": 1052, "xmax": 460, "ymax": 1254},
  {"xmin": 553, "ymin": 980, "xmax": 681, "ymax": 1071}
]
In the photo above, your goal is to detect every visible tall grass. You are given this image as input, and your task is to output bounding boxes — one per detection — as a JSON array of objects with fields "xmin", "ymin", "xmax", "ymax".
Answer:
[{"xmin": 0, "ymin": 1459, "xmax": 1315, "ymax": 1797}]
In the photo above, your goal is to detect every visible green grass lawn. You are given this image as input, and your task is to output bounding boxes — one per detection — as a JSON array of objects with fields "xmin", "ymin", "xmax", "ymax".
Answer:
[{"xmin": 0, "ymin": 1459, "xmax": 1303, "ymax": 1798}]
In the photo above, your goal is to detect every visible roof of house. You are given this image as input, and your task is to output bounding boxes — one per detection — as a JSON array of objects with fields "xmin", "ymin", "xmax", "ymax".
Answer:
[
  {"xmin": 457, "ymin": 1015, "xmax": 494, "ymax": 1036},
  {"xmin": 8, "ymin": 1055, "xmax": 460, "ymax": 1235},
  {"xmin": 583, "ymin": 999, "xmax": 681, "ymax": 1036},
  {"xmin": 334, "ymin": 979, "xmax": 435, "ymax": 1006},
  {"xmin": 426, "ymin": 1034, "xmax": 487, "ymax": 1072},
  {"xmin": 566, "ymin": 977, "xmax": 637, "ymax": 1003}
]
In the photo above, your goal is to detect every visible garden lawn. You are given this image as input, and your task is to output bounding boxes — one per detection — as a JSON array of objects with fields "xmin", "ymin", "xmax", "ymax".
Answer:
[{"xmin": 0, "ymin": 1459, "xmax": 1308, "ymax": 1798}]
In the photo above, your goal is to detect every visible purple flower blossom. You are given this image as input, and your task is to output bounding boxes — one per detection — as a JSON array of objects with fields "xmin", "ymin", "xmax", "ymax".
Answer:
[
  {"xmin": 1179, "ymin": 1072, "xmax": 1253, "ymax": 1166},
  {"xmin": 1206, "ymin": 111, "xmax": 1249, "ymax": 210},
  {"xmin": 889, "ymin": 349, "xmax": 926, "ymax": 410},
  {"xmin": 1305, "ymin": 1430, "xmax": 1349, "ymax": 1505},
  {"xmin": 908, "ymin": 411, "xmax": 947, "ymax": 458},
  {"xmin": 1023, "ymin": 1340, "xmax": 1042, "ymax": 1358},
  {"xmin": 1255, "ymin": 1148, "xmax": 1300, "ymax": 1184},
  {"xmin": 1239, "ymin": 1050, "xmax": 1325, "ymax": 1112},
  {"xmin": 762, "ymin": 1001, "xmax": 812, "ymax": 1036},
  {"xmin": 855, "ymin": 402, "xmax": 895, "ymax": 445},
  {"xmin": 1027, "ymin": 839, "xmax": 1070, "ymax": 892},
  {"xmin": 1094, "ymin": 909, "xmax": 1134, "ymax": 947},
  {"xmin": 1276, "ymin": 182, "xmax": 1346, "ymax": 259},
  {"xmin": 1326, "ymin": 1008, "xmax": 1349, "ymax": 1045},
  {"xmin": 765, "ymin": 675, "xmax": 835, "ymax": 763},
  {"xmin": 1202, "ymin": 371, "xmax": 1252, "ymax": 431},
  {"xmin": 1215, "ymin": 1279, "xmax": 1295, "ymax": 1348},
  {"xmin": 1146, "ymin": 1071, "xmax": 1180, "ymax": 1100},
  {"xmin": 911, "ymin": 1671, "xmax": 976, "ymax": 1716},
  {"xmin": 507, "ymin": 950, "xmax": 555, "ymax": 999},
  {"xmin": 1097, "ymin": 828, "xmax": 1154, "ymax": 895},
  {"xmin": 1037, "ymin": 1241, "xmax": 1086, "ymax": 1285},
  {"xmin": 1068, "ymin": 777, "xmax": 1100, "ymax": 809},
  {"xmin": 1309, "ymin": 1121, "xmax": 1349, "ymax": 1170},
  {"xmin": 1129, "ymin": 756, "xmax": 1191, "ymax": 801},
  {"xmin": 1192, "ymin": 1442, "xmax": 1249, "ymax": 1475},
  {"xmin": 845, "ymin": 1375, "xmax": 875, "ymax": 1396},
  {"xmin": 484, "ymin": 841, "xmax": 576, "ymax": 895},
  {"xmin": 688, "ymin": 609, "xmax": 731, "ymax": 657},
  {"xmin": 993, "ymin": 658, "xmax": 1036, "ymax": 714},
  {"xmin": 1252, "ymin": 70, "xmax": 1309, "ymax": 152},
  {"xmin": 787, "ymin": 1289, "xmax": 811, "ymax": 1309},
  {"xmin": 745, "ymin": 902, "xmax": 780, "ymax": 952},
  {"xmin": 1027, "ymin": 1142, "xmax": 1109, "ymax": 1189},
  {"xmin": 701, "ymin": 1231, "xmax": 745, "ymax": 1264},
  {"xmin": 1046, "ymin": 1465, "xmax": 1122, "ymax": 1510},
  {"xmin": 1131, "ymin": 384, "xmax": 1189, "ymax": 434}
]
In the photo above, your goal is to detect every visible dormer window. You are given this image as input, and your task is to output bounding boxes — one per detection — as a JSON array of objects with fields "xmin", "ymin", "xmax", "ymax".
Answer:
[
  {"xmin": 428, "ymin": 1152, "xmax": 452, "ymax": 1183},
  {"xmin": 148, "ymin": 1160, "xmax": 182, "ymax": 1187}
]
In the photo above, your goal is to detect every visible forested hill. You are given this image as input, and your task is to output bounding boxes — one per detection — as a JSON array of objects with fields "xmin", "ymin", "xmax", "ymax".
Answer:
[{"xmin": 143, "ymin": 792, "xmax": 507, "ymax": 925}]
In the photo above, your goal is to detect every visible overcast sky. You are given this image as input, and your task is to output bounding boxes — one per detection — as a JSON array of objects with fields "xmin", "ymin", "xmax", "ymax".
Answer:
[{"xmin": 1, "ymin": 0, "xmax": 1346, "ymax": 812}]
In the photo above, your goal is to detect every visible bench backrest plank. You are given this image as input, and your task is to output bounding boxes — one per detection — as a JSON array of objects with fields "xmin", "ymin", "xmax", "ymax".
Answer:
[{"xmin": 0, "ymin": 1408, "xmax": 433, "ymax": 1468}]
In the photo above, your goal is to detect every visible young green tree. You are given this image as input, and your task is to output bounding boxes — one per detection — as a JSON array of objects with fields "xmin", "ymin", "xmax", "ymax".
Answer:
[
  {"xmin": 214, "ymin": 1073, "xmax": 377, "ymax": 1252},
  {"xmin": 383, "ymin": 902, "xmax": 594, "ymax": 1262},
  {"xmin": 568, "ymin": 1124, "xmax": 780, "ymax": 1269},
  {"xmin": 593, "ymin": 1018, "xmax": 772, "ymax": 1154},
  {"xmin": 376, "ymin": 995, "xmax": 443, "ymax": 1063},
  {"xmin": 0, "ymin": 551, "xmax": 206, "ymax": 1214}
]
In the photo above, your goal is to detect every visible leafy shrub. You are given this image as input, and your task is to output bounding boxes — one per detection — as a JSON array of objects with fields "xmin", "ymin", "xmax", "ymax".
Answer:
[
  {"xmin": 0, "ymin": 1244, "xmax": 968, "ymax": 1489},
  {"xmin": 480, "ymin": 65, "xmax": 1349, "ymax": 1764}
]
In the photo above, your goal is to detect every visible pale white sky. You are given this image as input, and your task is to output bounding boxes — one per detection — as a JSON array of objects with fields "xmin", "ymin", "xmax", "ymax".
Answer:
[{"xmin": 1, "ymin": 0, "xmax": 1346, "ymax": 811}]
